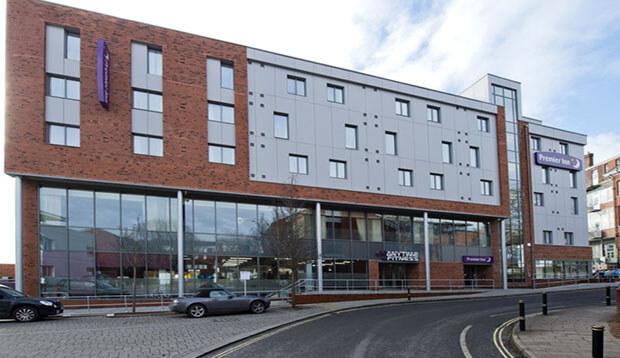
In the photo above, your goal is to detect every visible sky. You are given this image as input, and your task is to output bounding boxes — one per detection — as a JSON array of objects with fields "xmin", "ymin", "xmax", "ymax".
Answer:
[{"xmin": 1, "ymin": 0, "xmax": 619, "ymax": 263}]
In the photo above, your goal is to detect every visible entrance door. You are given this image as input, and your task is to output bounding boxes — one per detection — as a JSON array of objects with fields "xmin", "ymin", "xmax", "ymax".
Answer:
[
  {"xmin": 379, "ymin": 263, "xmax": 408, "ymax": 288},
  {"xmin": 464, "ymin": 266, "xmax": 479, "ymax": 287}
]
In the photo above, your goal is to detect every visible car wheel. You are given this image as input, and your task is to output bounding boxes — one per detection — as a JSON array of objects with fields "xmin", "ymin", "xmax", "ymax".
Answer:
[
  {"xmin": 13, "ymin": 306, "xmax": 39, "ymax": 323},
  {"xmin": 187, "ymin": 304, "xmax": 207, "ymax": 318},
  {"xmin": 250, "ymin": 300, "xmax": 266, "ymax": 314}
]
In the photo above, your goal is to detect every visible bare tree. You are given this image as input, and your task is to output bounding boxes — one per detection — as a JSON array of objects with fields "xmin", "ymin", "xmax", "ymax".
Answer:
[{"xmin": 122, "ymin": 218, "xmax": 146, "ymax": 313}]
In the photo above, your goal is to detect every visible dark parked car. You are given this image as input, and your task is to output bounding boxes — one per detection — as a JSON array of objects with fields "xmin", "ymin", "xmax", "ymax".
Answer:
[
  {"xmin": 169, "ymin": 287, "xmax": 270, "ymax": 318},
  {"xmin": 0, "ymin": 284, "xmax": 63, "ymax": 322}
]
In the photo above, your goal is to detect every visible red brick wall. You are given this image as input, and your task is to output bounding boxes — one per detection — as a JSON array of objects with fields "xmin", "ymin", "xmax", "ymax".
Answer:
[
  {"xmin": 22, "ymin": 179, "xmax": 40, "ymax": 295},
  {"xmin": 0, "ymin": 264, "xmax": 15, "ymax": 278},
  {"xmin": 532, "ymin": 245, "xmax": 592, "ymax": 261},
  {"xmin": 519, "ymin": 121, "xmax": 535, "ymax": 287}
]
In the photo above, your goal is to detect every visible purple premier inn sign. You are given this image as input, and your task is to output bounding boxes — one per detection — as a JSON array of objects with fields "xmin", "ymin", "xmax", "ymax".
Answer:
[
  {"xmin": 534, "ymin": 151, "xmax": 582, "ymax": 171},
  {"xmin": 462, "ymin": 256, "xmax": 494, "ymax": 265},
  {"xmin": 97, "ymin": 39, "xmax": 110, "ymax": 108}
]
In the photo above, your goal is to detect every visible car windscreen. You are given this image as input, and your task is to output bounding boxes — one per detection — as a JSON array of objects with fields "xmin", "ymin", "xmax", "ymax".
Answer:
[{"xmin": 0, "ymin": 287, "xmax": 25, "ymax": 298}]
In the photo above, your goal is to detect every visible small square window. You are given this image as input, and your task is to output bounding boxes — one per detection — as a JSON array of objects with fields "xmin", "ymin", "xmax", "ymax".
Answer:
[
  {"xmin": 274, "ymin": 113, "xmax": 289, "ymax": 139},
  {"xmin": 327, "ymin": 84, "xmax": 344, "ymax": 104},
  {"xmin": 534, "ymin": 193, "xmax": 544, "ymax": 206},
  {"xmin": 345, "ymin": 125, "xmax": 358, "ymax": 149},
  {"xmin": 543, "ymin": 230, "xmax": 553, "ymax": 244},
  {"xmin": 148, "ymin": 48, "xmax": 163, "ymax": 76},
  {"xmin": 395, "ymin": 99, "xmax": 409, "ymax": 117},
  {"xmin": 542, "ymin": 167, "xmax": 551, "ymax": 184},
  {"xmin": 480, "ymin": 180, "xmax": 492, "ymax": 196},
  {"xmin": 208, "ymin": 144, "xmax": 235, "ymax": 165},
  {"xmin": 65, "ymin": 32, "xmax": 80, "ymax": 61},
  {"xmin": 220, "ymin": 62, "xmax": 234, "ymax": 89},
  {"xmin": 287, "ymin": 76, "xmax": 306, "ymax": 96},
  {"xmin": 560, "ymin": 143, "xmax": 568, "ymax": 155},
  {"xmin": 329, "ymin": 160, "xmax": 346, "ymax": 179},
  {"xmin": 398, "ymin": 169, "xmax": 413, "ymax": 187},
  {"xmin": 133, "ymin": 135, "xmax": 163, "ymax": 157},
  {"xmin": 430, "ymin": 173, "xmax": 444, "ymax": 190},
  {"xmin": 427, "ymin": 106, "xmax": 440, "ymax": 123},
  {"xmin": 564, "ymin": 232, "xmax": 574, "ymax": 245},
  {"xmin": 385, "ymin": 132, "xmax": 397, "ymax": 155},
  {"xmin": 470, "ymin": 146, "xmax": 480, "ymax": 168},
  {"xmin": 531, "ymin": 136, "xmax": 540, "ymax": 151},
  {"xmin": 478, "ymin": 117, "xmax": 490, "ymax": 132},
  {"xmin": 48, "ymin": 124, "xmax": 79, "ymax": 148},
  {"xmin": 289, "ymin": 154, "xmax": 308, "ymax": 175},
  {"xmin": 208, "ymin": 102, "xmax": 235, "ymax": 124}
]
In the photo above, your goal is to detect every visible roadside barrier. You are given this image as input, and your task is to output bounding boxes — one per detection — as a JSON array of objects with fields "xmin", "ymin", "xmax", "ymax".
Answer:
[
  {"xmin": 518, "ymin": 300, "xmax": 525, "ymax": 331},
  {"xmin": 592, "ymin": 325, "xmax": 604, "ymax": 358},
  {"xmin": 542, "ymin": 292, "xmax": 548, "ymax": 315}
]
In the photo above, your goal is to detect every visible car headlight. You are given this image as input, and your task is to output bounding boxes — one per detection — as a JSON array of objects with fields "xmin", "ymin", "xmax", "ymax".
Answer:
[
  {"xmin": 172, "ymin": 299, "xmax": 179, "ymax": 304},
  {"xmin": 40, "ymin": 300, "xmax": 54, "ymax": 306}
]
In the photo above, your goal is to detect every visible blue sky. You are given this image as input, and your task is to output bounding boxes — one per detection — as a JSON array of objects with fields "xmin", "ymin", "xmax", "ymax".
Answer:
[{"xmin": 0, "ymin": 0, "xmax": 619, "ymax": 262}]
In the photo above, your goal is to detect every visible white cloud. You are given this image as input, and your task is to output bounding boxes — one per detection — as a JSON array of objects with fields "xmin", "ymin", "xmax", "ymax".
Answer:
[{"xmin": 585, "ymin": 132, "xmax": 620, "ymax": 166}]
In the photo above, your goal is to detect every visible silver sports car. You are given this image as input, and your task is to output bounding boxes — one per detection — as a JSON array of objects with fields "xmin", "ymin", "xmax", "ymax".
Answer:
[{"xmin": 169, "ymin": 287, "xmax": 271, "ymax": 318}]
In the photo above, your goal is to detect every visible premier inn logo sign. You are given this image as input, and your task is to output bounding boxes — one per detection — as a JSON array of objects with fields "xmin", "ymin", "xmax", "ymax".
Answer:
[
  {"xmin": 376, "ymin": 250, "xmax": 419, "ymax": 263},
  {"xmin": 534, "ymin": 151, "xmax": 582, "ymax": 171},
  {"xmin": 97, "ymin": 39, "xmax": 110, "ymax": 109}
]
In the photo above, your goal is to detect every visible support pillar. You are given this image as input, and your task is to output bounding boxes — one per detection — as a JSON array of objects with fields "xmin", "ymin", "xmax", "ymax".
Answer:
[
  {"xmin": 15, "ymin": 176, "xmax": 22, "ymax": 292},
  {"xmin": 315, "ymin": 202, "xmax": 323, "ymax": 292},
  {"xmin": 500, "ymin": 219, "xmax": 508, "ymax": 290},
  {"xmin": 177, "ymin": 190, "xmax": 184, "ymax": 297},
  {"xmin": 424, "ymin": 212, "xmax": 430, "ymax": 292}
]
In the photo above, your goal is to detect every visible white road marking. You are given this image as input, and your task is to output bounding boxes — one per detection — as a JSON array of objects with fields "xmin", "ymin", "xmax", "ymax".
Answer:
[{"xmin": 459, "ymin": 324, "xmax": 473, "ymax": 358}]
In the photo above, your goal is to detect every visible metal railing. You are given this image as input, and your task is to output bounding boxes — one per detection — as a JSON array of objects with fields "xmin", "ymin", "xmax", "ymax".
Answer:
[
  {"xmin": 0, "ymin": 279, "xmax": 16, "ymax": 289},
  {"xmin": 532, "ymin": 276, "xmax": 619, "ymax": 288},
  {"xmin": 295, "ymin": 278, "xmax": 495, "ymax": 293}
]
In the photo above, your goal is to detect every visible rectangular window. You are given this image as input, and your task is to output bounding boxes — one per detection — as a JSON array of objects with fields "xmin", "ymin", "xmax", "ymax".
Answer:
[
  {"xmin": 427, "ymin": 106, "xmax": 440, "ymax": 123},
  {"xmin": 133, "ymin": 135, "xmax": 163, "ymax": 157},
  {"xmin": 395, "ymin": 99, "xmax": 409, "ymax": 117},
  {"xmin": 345, "ymin": 125, "xmax": 358, "ymax": 149},
  {"xmin": 569, "ymin": 171, "xmax": 577, "ymax": 188},
  {"xmin": 274, "ymin": 112, "xmax": 289, "ymax": 139},
  {"xmin": 470, "ymin": 146, "xmax": 480, "ymax": 168},
  {"xmin": 287, "ymin": 76, "xmax": 306, "ymax": 96},
  {"xmin": 398, "ymin": 169, "xmax": 413, "ymax": 187},
  {"xmin": 543, "ymin": 230, "xmax": 553, "ymax": 244},
  {"xmin": 385, "ymin": 132, "xmax": 397, "ymax": 155},
  {"xmin": 47, "ymin": 76, "xmax": 80, "ymax": 100},
  {"xmin": 65, "ymin": 31, "xmax": 80, "ymax": 61},
  {"xmin": 430, "ymin": 173, "xmax": 444, "ymax": 190},
  {"xmin": 534, "ymin": 192, "xmax": 544, "ymax": 206},
  {"xmin": 220, "ymin": 62, "xmax": 234, "ymax": 89},
  {"xmin": 564, "ymin": 232, "xmax": 574, "ymax": 245},
  {"xmin": 542, "ymin": 167, "xmax": 551, "ymax": 184},
  {"xmin": 48, "ymin": 124, "xmax": 80, "ymax": 147},
  {"xmin": 571, "ymin": 197, "xmax": 579, "ymax": 215},
  {"xmin": 329, "ymin": 160, "xmax": 346, "ymax": 179},
  {"xmin": 147, "ymin": 48, "xmax": 162, "ymax": 76},
  {"xmin": 592, "ymin": 170, "xmax": 599, "ymax": 185},
  {"xmin": 478, "ymin": 116, "xmax": 490, "ymax": 132},
  {"xmin": 442, "ymin": 141, "xmax": 452, "ymax": 164},
  {"xmin": 132, "ymin": 90, "xmax": 162, "ymax": 112},
  {"xmin": 289, "ymin": 154, "xmax": 308, "ymax": 175},
  {"xmin": 560, "ymin": 142, "xmax": 568, "ymax": 155},
  {"xmin": 480, "ymin": 180, "xmax": 492, "ymax": 196},
  {"xmin": 531, "ymin": 136, "xmax": 540, "ymax": 151},
  {"xmin": 208, "ymin": 144, "xmax": 235, "ymax": 165},
  {"xmin": 327, "ymin": 84, "xmax": 344, "ymax": 104},
  {"xmin": 208, "ymin": 102, "xmax": 235, "ymax": 124}
]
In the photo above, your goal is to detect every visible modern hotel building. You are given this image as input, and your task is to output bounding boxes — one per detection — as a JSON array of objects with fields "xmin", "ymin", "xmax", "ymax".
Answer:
[{"xmin": 6, "ymin": 0, "xmax": 591, "ymax": 296}]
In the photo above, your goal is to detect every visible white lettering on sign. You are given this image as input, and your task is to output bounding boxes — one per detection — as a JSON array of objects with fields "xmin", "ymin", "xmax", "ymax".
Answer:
[{"xmin": 385, "ymin": 251, "xmax": 419, "ymax": 262}]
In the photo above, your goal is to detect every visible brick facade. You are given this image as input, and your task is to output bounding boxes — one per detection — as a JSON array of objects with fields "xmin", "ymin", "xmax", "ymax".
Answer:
[{"xmin": 0, "ymin": 264, "xmax": 15, "ymax": 278}]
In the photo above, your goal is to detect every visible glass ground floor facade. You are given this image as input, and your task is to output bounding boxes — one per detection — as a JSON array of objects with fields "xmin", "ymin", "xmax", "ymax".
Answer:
[{"xmin": 38, "ymin": 186, "xmax": 496, "ymax": 296}]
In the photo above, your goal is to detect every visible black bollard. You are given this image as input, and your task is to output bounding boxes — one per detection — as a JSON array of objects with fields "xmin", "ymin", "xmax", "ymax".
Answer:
[
  {"xmin": 592, "ymin": 325, "xmax": 604, "ymax": 358},
  {"xmin": 542, "ymin": 292, "xmax": 548, "ymax": 315},
  {"xmin": 606, "ymin": 286, "xmax": 611, "ymax": 306},
  {"xmin": 519, "ymin": 300, "xmax": 526, "ymax": 331},
  {"xmin": 407, "ymin": 287, "xmax": 411, "ymax": 301}
]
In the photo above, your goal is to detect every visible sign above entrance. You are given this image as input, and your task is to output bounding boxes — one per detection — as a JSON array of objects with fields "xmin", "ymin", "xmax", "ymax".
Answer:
[
  {"xmin": 376, "ymin": 250, "xmax": 419, "ymax": 263},
  {"xmin": 462, "ymin": 255, "xmax": 494, "ymax": 265},
  {"xmin": 534, "ymin": 151, "xmax": 582, "ymax": 171}
]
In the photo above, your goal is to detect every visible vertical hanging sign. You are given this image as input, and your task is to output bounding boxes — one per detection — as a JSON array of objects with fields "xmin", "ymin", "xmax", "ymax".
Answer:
[{"xmin": 97, "ymin": 39, "xmax": 110, "ymax": 109}]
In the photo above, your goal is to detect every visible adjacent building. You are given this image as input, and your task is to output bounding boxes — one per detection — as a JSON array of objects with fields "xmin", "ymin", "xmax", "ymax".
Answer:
[
  {"xmin": 586, "ymin": 153, "xmax": 620, "ymax": 270},
  {"xmin": 5, "ymin": 0, "xmax": 591, "ymax": 297}
]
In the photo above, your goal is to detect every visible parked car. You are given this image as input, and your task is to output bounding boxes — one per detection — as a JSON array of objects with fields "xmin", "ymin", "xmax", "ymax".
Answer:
[
  {"xmin": 0, "ymin": 284, "xmax": 63, "ymax": 322},
  {"xmin": 604, "ymin": 269, "xmax": 620, "ymax": 278},
  {"xmin": 169, "ymin": 287, "xmax": 270, "ymax": 318}
]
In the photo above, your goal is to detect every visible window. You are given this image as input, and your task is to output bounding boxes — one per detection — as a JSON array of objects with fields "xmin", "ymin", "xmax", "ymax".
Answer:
[
  {"xmin": 543, "ymin": 230, "xmax": 553, "ymax": 244},
  {"xmin": 398, "ymin": 169, "xmax": 413, "ymax": 187},
  {"xmin": 569, "ymin": 171, "xmax": 577, "ymax": 188},
  {"xmin": 470, "ymin": 146, "xmax": 480, "ymax": 168},
  {"xmin": 427, "ymin": 106, "xmax": 440, "ymax": 123},
  {"xmin": 48, "ymin": 76, "xmax": 80, "ymax": 100},
  {"xmin": 289, "ymin": 154, "xmax": 308, "ymax": 174},
  {"xmin": 220, "ymin": 62, "xmax": 234, "ymax": 89},
  {"xmin": 208, "ymin": 102, "xmax": 234, "ymax": 124},
  {"xmin": 564, "ymin": 232, "xmax": 574, "ymax": 245},
  {"xmin": 287, "ymin": 76, "xmax": 306, "ymax": 96},
  {"xmin": 133, "ymin": 90, "xmax": 162, "ymax": 112},
  {"xmin": 329, "ymin": 160, "xmax": 346, "ymax": 179},
  {"xmin": 542, "ymin": 167, "xmax": 551, "ymax": 184},
  {"xmin": 592, "ymin": 170, "xmax": 599, "ymax": 185},
  {"xmin": 274, "ymin": 113, "xmax": 289, "ymax": 139},
  {"xmin": 478, "ymin": 117, "xmax": 490, "ymax": 132},
  {"xmin": 327, "ymin": 84, "xmax": 344, "ymax": 104},
  {"xmin": 571, "ymin": 197, "xmax": 579, "ymax": 215},
  {"xmin": 385, "ymin": 132, "xmax": 397, "ymax": 155},
  {"xmin": 65, "ymin": 31, "xmax": 80, "ymax": 61},
  {"xmin": 480, "ymin": 180, "xmax": 492, "ymax": 196},
  {"xmin": 442, "ymin": 142, "xmax": 452, "ymax": 164},
  {"xmin": 48, "ymin": 124, "xmax": 79, "ymax": 147},
  {"xmin": 534, "ymin": 192, "xmax": 544, "ymax": 206},
  {"xmin": 430, "ymin": 173, "xmax": 444, "ymax": 190},
  {"xmin": 345, "ymin": 125, "xmax": 357, "ymax": 149},
  {"xmin": 560, "ymin": 142, "xmax": 568, "ymax": 155},
  {"xmin": 395, "ymin": 99, "xmax": 409, "ymax": 117},
  {"xmin": 133, "ymin": 135, "xmax": 163, "ymax": 157},
  {"xmin": 531, "ymin": 136, "xmax": 540, "ymax": 151},
  {"xmin": 147, "ymin": 48, "xmax": 162, "ymax": 76},
  {"xmin": 208, "ymin": 144, "xmax": 235, "ymax": 165}
]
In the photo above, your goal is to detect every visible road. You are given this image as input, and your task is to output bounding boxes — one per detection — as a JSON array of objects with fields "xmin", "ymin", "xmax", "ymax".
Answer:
[{"xmin": 209, "ymin": 288, "xmax": 616, "ymax": 358}]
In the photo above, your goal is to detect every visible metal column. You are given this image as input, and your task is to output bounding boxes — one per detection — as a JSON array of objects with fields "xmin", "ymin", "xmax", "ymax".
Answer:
[
  {"xmin": 423, "ymin": 212, "xmax": 430, "ymax": 292},
  {"xmin": 315, "ymin": 202, "xmax": 323, "ymax": 292},
  {"xmin": 15, "ymin": 177, "xmax": 23, "ymax": 292},
  {"xmin": 177, "ymin": 190, "xmax": 184, "ymax": 297},
  {"xmin": 500, "ymin": 219, "xmax": 508, "ymax": 290}
]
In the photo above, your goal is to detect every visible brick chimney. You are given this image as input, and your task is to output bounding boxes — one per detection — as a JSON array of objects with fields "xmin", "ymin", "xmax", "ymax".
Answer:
[{"xmin": 585, "ymin": 152, "xmax": 594, "ymax": 168}]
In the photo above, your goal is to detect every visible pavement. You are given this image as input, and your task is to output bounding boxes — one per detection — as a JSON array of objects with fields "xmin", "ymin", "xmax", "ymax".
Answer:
[{"xmin": 513, "ymin": 305, "xmax": 620, "ymax": 358}]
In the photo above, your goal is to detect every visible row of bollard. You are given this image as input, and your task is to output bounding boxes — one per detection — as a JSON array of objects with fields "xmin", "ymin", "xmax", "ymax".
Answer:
[{"xmin": 517, "ymin": 286, "xmax": 612, "ymax": 358}]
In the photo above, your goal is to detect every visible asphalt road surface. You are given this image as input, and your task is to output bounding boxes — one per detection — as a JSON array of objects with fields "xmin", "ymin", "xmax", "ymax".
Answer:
[{"xmin": 209, "ymin": 288, "xmax": 616, "ymax": 358}]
